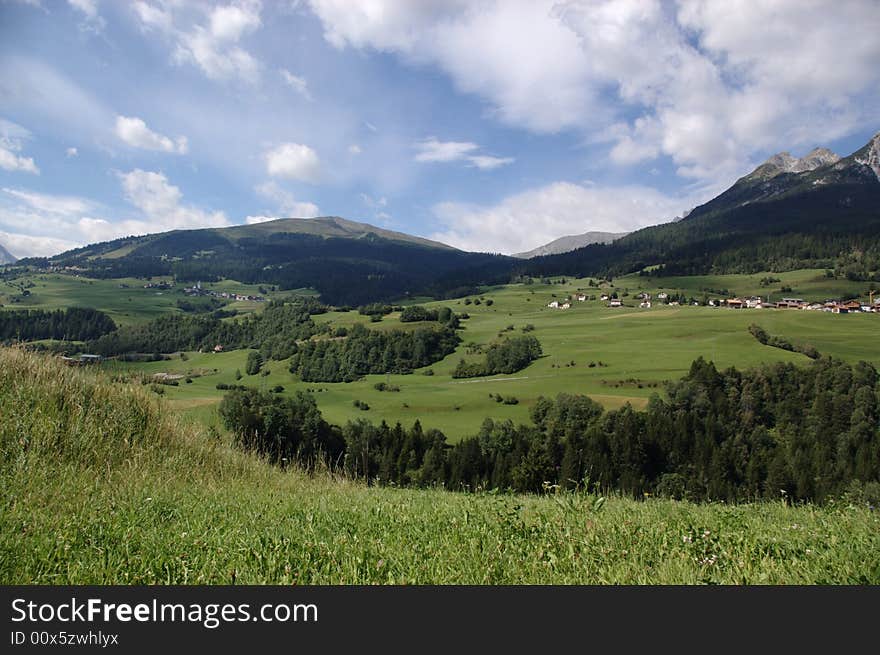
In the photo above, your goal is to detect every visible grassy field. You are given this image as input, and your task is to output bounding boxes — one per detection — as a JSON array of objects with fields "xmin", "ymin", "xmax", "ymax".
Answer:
[
  {"xmin": 110, "ymin": 269, "xmax": 879, "ymax": 441},
  {"xmin": 2, "ymin": 347, "xmax": 877, "ymax": 584},
  {"xmin": 0, "ymin": 273, "xmax": 285, "ymax": 326}
]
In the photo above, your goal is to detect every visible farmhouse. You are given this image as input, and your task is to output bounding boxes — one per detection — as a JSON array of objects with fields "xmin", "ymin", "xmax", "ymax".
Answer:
[
  {"xmin": 776, "ymin": 297, "xmax": 805, "ymax": 309},
  {"xmin": 639, "ymin": 300, "xmax": 652, "ymax": 309},
  {"xmin": 657, "ymin": 292, "xmax": 668, "ymax": 300},
  {"xmin": 547, "ymin": 300, "xmax": 559, "ymax": 309},
  {"xmin": 726, "ymin": 298, "xmax": 744, "ymax": 309},
  {"xmin": 576, "ymin": 294, "xmax": 587, "ymax": 302},
  {"xmin": 608, "ymin": 298, "xmax": 623, "ymax": 308}
]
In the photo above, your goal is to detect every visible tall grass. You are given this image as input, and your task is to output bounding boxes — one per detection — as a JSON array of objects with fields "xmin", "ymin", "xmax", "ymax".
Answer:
[{"xmin": 1, "ymin": 348, "xmax": 878, "ymax": 584}]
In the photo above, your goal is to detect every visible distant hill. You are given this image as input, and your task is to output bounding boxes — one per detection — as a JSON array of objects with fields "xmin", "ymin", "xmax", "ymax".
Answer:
[
  {"xmin": 23, "ymin": 216, "xmax": 512, "ymax": 305},
  {"xmin": 512, "ymin": 231, "xmax": 627, "ymax": 258},
  {"xmin": 0, "ymin": 242, "xmax": 16, "ymax": 265},
  {"xmin": 524, "ymin": 132, "xmax": 880, "ymax": 280}
]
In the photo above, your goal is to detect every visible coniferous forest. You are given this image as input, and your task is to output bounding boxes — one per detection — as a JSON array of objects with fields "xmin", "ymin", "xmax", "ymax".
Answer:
[
  {"xmin": 220, "ymin": 356, "xmax": 880, "ymax": 503},
  {"xmin": 0, "ymin": 307, "xmax": 116, "ymax": 342}
]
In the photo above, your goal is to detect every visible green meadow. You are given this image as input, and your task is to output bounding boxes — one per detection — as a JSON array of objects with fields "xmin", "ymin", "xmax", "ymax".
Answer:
[
  {"xmin": 107, "ymin": 269, "xmax": 879, "ymax": 441},
  {"xmin": 2, "ymin": 348, "xmax": 877, "ymax": 585},
  {"xmin": 0, "ymin": 273, "xmax": 281, "ymax": 326}
]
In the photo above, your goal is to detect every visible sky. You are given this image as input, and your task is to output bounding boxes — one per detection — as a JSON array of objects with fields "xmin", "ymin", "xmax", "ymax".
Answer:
[{"xmin": 1, "ymin": 0, "xmax": 878, "ymax": 258}]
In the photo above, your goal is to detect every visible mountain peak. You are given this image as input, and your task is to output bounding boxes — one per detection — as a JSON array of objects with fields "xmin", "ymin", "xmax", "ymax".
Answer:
[
  {"xmin": 747, "ymin": 146, "xmax": 840, "ymax": 181},
  {"xmin": 0, "ymin": 241, "xmax": 17, "ymax": 265},
  {"xmin": 853, "ymin": 132, "xmax": 880, "ymax": 181}
]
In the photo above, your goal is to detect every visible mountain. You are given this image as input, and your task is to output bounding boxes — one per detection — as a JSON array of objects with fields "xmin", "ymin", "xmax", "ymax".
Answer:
[
  {"xmin": 24, "ymin": 216, "xmax": 512, "ymax": 305},
  {"xmin": 513, "ymin": 231, "xmax": 627, "ymax": 258},
  {"xmin": 524, "ymin": 132, "xmax": 880, "ymax": 279},
  {"xmin": 0, "ymin": 242, "xmax": 16, "ymax": 265},
  {"xmin": 224, "ymin": 216, "xmax": 457, "ymax": 250}
]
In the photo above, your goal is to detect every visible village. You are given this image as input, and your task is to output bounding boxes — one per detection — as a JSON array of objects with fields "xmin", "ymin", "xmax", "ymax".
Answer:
[{"xmin": 547, "ymin": 291, "xmax": 880, "ymax": 314}]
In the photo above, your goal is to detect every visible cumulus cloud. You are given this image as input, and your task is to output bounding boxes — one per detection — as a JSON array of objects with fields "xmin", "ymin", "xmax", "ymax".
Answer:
[
  {"xmin": 133, "ymin": 1, "xmax": 263, "ymax": 83},
  {"xmin": 117, "ymin": 169, "xmax": 229, "ymax": 229},
  {"xmin": 65, "ymin": 147, "xmax": 78, "ymax": 158},
  {"xmin": 0, "ymin": 188, "xmax": 110, "ymax": 257},
  {"xmin": 309, "ymin": 0, "xmax": 880, "ymax": 185},
  {"xmin": 115, "ymin": 115, "xmax": 188, "ymax": 154},
  {"xmin": 414, "ymin": 137, "xmax": 514, "ymax": 170},
  {"xmin": 280, "ymin": 69, "xmax": 312, "ymax": 100},
  {"xmin": 430, "ymin": 181, "xmax": 700, "ymax": 254},
  {"xmin": 0, "ymin": 172, "xmax": 229, "ymax": 257},
  {"xmin": 348, "ymin": 144, "xmax": 362, "ymax": 155},
  {"xmin": 264, "ymin": 142, "xmax": 320, "ymax": 182},
  {"xmin": 0, "ymin": 119, "xmax": 39, "ymax": 174},
  {"xmin": 254, "ymin": 180, "xmax": 320, "ymax": 217}
]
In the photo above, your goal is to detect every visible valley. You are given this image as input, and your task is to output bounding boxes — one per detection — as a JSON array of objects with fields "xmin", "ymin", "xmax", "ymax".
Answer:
[{"xmin": 4, "ymin": 266, "xmax": 876, "ymax": 441}]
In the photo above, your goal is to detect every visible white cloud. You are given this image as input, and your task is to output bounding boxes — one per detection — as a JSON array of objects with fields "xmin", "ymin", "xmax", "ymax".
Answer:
[
  {"xmin": 414, "ymin": 137, "xmax": 477, "ymax": 163},
  {"xmin": 115, "ymin": 115, "xmax": 188, "ymax": 154},
  {"xmin": 264, "ymin": 142, "xmax": 320, "ymax": 182},
  {"xmin": 2, "ymin": 188, "xmax": 91, "ymax": 215},
  {"xmin": 0, "ymin": 188, "xmax": 107, "ymax": 257},
  {"xmin": 280, "ymin": 69, "xmax": 312, "ymax": 100},
  {"xmin": 467, "ymin": 155, "xmax": 514, "ymax": 170},
  {"xmin": 65, "ymin": 147, "xmax": 78, "ymax": 158},
  {"xmin": 0, "ymin": 119, "xmax": 39, "ymax": 174},
  {"xmin": 0, "ymin": 173, "xmax": 230, "ymax": 257},
  {"xmin": 309, "ymin": 1, "xmax": 597, "ymax": 134},
  {"xmin": 210, "ymin": 2, "xmax": 261, "ymax": 41},
  {"xmin": 414, "ymin": 137, "xmax": 513, "ymax": 170},
  {"xmin": 0, "ymin": 145, "xmax": 39, "ymax": 175},
  {"xmin": 430, "ymin": 181, "xmax": 702, "ymax": 254},
  {"xmin": 0, "ymin": 231, "xmax": 80, "ymax": 259},
  {"xmin": 118, "ymin": 169, "xmax": 229, "ymax": 230},
  {"xmin": 309, "ymin": 0, "xmax": 880, "ymax": 185},
  {"xmin": 348, "ymin": 144, "xmax": 362, "ymax": 155},
  {"xmin": 133, "ymin": 1, "xmax": 263, "ymax": 83},
  {"xmin": 254, "ymin": 180, "xmax": 320, "ymax": 217}
]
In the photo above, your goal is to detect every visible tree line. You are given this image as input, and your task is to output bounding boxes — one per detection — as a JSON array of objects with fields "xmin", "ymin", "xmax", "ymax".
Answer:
[
  {"xmin": 221, "ymin": 355, "xmax": 880, "ymax": 503},
  {"xmin": 86, "ymin": 299, "xmax": 325, "ymax": 358},
  {"xmin": 288, "ymin": 323, "xmax": 460, "ymax": 382},
  {"xmin": 0, "ymin": 307, "xmax": 116, "ymax": 342},
  {"xmin": 453, "ymin": 335, "xmax": 542, "ymax": 378}
]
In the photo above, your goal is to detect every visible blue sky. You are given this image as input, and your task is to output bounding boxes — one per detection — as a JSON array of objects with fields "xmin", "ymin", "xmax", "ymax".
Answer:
[{"xmin": 1, "ymin": 0, "xmax": 878, "ymax": 257}]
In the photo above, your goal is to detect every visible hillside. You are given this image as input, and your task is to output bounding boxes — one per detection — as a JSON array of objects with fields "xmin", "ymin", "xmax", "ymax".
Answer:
[
  {"xmin": 0, "ymin": 242, "xmax": 16, "ymax": 265},
  {"xmin": 513, "ymin": 231, "xmax": 627, "ymax": 258},
  {"xmin": 525, "ymin": 133, "xmax": 880, "ymax": 279},
  {"xmin": 22, "ymin": 217, "xmax": 511, "ymax": 305},
  {"xmin": 2, "ymin": 347, "xmax": 878, "ymax": 584}
]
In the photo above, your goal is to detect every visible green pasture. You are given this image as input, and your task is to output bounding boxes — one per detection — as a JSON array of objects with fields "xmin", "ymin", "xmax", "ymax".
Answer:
[
  {"xmin": 0, "ymin": 273, "xmax": 281, "ymax": 325},
  {"xmin": 114, "ymin": 270, "xmax": 880, "ymax": 441},
  {"xmin": 3, "ymin": 347, "xmax": 877, "ymax": 585}
]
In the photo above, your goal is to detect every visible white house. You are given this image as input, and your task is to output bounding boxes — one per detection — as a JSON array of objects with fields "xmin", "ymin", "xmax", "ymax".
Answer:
[{"xmin": 547, "ymin": 300, "xmax": 559, "ymax": 309}]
